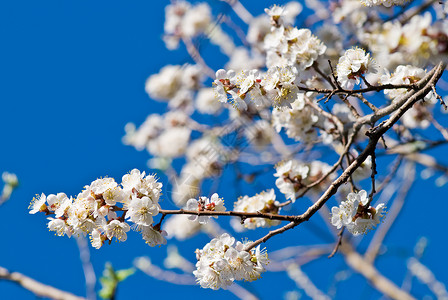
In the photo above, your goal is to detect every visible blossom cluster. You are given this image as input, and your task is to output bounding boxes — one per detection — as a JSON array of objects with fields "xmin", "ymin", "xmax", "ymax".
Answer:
[
  {"xmin": 163, "ymin": 1, "xmax": 212, "ymax": 49},
  {"xmin": 29, "ymin": 169, "xmax": 167, "ymax": 248},
  {"xmin": 380, "ymin": 65, "xmax": 437, "ymax": 129},
  {"xmin": 193, "ymin": 233, "xmax": 268, "ymax": 290},
  {"xmin": 233, "ymin": 189, "xmax": 280, "ymax": 229},
  {"xmin": 274, "ymin": 159, "xmax": 335, "ymax": 202},
  {"xmin": 358, "ymin": 0, "xmax": 408, "ymax": 7},
  {"xmin": 172, "ymin": 136, "xmax": 226, "ymax": 206},
  {"xmin": 186, "ymin": 193, "xmax": 226, "ymax": 224},
  {"xmin": 123, "ymin": 110, "xmax": 192, "ymax": 159},
  {"xmin": 331, "ymin": 190, "xmax": 386, "ymax": 235},
  {"xmin": 360, "ymin": 13, "xmax": 448, "ymax": 69},
  {"xmin": 336, "ymin": 47, "xmax": 379, "ymax": 89},
  {"xmin": 272, "ymin": 94, "xmax": 319, "ymax": 143},
  {"xmin": 263, "ymin": 6, "xmax": 326, "ymax": 70}
]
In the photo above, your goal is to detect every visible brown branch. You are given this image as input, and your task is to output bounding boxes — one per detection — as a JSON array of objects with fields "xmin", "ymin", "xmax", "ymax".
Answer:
[
  {"xmin": 0, "ymin": 266, "xmax": 86, "ymax": 300},
  {"xmin": 159, "ymin": 209, "xmax": 297, "ymax": 222},
  {"xmin": 243, "ymin": 221, "xmax": 298, "ymax": 251},
  {"xmin": 328, "ymin": 59, "xmax": 342, "ymax": 90},
  {"xmin": 328, "ymin": 228, "xmax": 344, "ymax": 258},
  {"xmin": 431, "ymin": 84, "xmax": 448, "ymax": 111},
  {"xmin": 355, "ymin": 62, "xmax": 445, "ymax": 128},
  {"xmin": 278, "ymin": 128, "xmax": 358, "ymax": 208},
  {"xmin": 353, "ymin": 93, "xmax": 379, "ymax": 113},
  {"xmin": 306, "ymin": 97, "xmax": 344, "ymax": 134},
  {"xmin": 368, "ymin": 149, "xmax": 377, "ymax": 201},
  {"xmin": 341, "ymin": 94, "xmax": 361, "ymax": 119},
  {"xmin": 312, "ymin": 62, "xmax": 336, "ymax": 89},
  {"xmin": 297, "ymin": 81, "xmax": 419, "ymax": 97},
  {"xmin": 243, "ymin": 62, "xmax": 446, "ymax": 252}
]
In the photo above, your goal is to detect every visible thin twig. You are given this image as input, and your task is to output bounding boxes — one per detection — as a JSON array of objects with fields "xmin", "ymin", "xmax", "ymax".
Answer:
[
  {"xmin": 313, "ymin": 62, "xmax": 336, "ymax": 88},
  {"xmin": 159, "ymin": 208, "xmax": 298, "ymax": 222},
  {"xmin": 328, "ymin": 228, "xmax": 345, "ymax": 258},
  {"xmin": 368, "ymin": 149, "xmax": 377, "ymax": 202},
  {"xmin": 352, "ymin": 93, "xmax": 379, "ymax": 112},
  {"xmin": 341, "ymin": 94, "xmax": 361, "ymax": 119}
]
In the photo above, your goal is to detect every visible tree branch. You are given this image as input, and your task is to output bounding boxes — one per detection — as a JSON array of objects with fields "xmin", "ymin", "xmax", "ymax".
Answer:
[
  {"xmin": 0, "ymin": 266, "xmax": 86, "ymax": 300},
  {"xmin": 340, "ymin": 242, "xmax": 415, "ymax": 300}
]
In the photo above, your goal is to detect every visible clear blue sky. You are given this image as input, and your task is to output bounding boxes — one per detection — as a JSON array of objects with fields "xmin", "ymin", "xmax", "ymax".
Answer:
[{"xmin": 0, "ymin": 1, "xmax": 447, "ymax": 299}]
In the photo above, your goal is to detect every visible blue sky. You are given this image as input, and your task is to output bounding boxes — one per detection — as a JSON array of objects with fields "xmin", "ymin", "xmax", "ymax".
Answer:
[{"xmin": 0, "ymin": 1, "xmax": 447, "ymax": 299}]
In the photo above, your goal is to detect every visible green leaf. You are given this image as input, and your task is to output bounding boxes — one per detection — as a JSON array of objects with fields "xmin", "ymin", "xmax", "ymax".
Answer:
[
  {"xmin": 116, "ymin": 268, "xmax": 136, "ymax": 282},
  {"xmin": 98, "ymin": 263, "xmax": 135, "ymax": 299}
]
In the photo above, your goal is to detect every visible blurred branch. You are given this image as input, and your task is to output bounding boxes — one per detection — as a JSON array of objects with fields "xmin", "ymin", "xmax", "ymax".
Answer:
[
  {"xmin": 182, "ymin": 37, "xmax": 215, "ymax": 78},
  {"xmin": 220, "ymin": 0, "xmax": 253, "ymax": 24},
  {"xmin": 135, "ymin": 256, "xmax": 258, "ymax": 300},
  {"xmin": 0, "ymin": 172, "xmax": 18, "ymax": 207},
  {"xmin": 268, "ymin": 245, "xmax": 333, "ymax": 271},
  {"xmin": 76, "ymin": 236, "xmax": 97, "ymax": 300},
  {"xmin": 406, "ymin": 257, "xmax": 448, "ymax": 299},
  {"xmin": 0, "ymin": 266, "xmax": 86, "ymax": 300},
  {"xmin": 340, "ymin": 242, "xmax": 415, "ymax": 300},
  {"xmin": 287, "ymin": 264, "xmax": 330, "ymax": 300},
  {"xmin": 399, "ymin": 0, "xmax": 439, "ymax": 24}
]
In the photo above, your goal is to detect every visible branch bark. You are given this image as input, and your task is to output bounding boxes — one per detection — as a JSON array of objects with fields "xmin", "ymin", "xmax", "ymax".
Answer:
[{"xmin": 243, "ymin": 62, "xmax": 446, "ymax": 251}]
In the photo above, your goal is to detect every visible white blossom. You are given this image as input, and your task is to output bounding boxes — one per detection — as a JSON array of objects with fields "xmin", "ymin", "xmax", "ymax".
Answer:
[
  {"xmin": 139, "ymin": 225, "xmax": 167, "ymax": 247},
  {"xmin": 195, "ymin": 88, "xmax": 222, "ymax": 115},
  {"xmin": 274, "ymin": 160, "xmax": 309, "ymax": 201},
  {"xmin": 213, "ymin": 69, "xmax": 236, "ymax": 103},
  {"xmin": 336, "ymin": 48, "xmax": 379, "ymax": 89},
  {"xmin": 47, "ymin": 218, "xmax": 73, "ymax": 237},
  {"xmin": 331, "ymin": 190, "xmax": 386, "ymax": 235},
  {"xmin": 233, "ymin": 189, "xmax": 280, "ymax": 229},
  {"xmin": 29, "ymin": 193, "xmax": 47, "ymax": 214},
  {"xmin": 262, "ymin": 66, "xmax": 300, "ymax": 108},
  {"xmin": 90, "ymin": 229, "xmax": 103, "ymax": 249},
  {"xmin": 272, "ymin": 98, "xmax": 319, "ymax": 142},
  {"xmin": 244, "ymin": 120, "xmax": 274, "ymax": 149},
  {"xmin": 193, "ymin": 233, "xmax": 268, "ymax": 290},
  {"xmin": 105, "ymin": 220, "xmax": 130, "ymax": 242},
  {"xmin": 121, "ymin": 169, "xmax": 162, "ymax": 202},
  {"xmin": 359, "ymin": 0, "xmax": 408, "ymax": 7},
  {"xmin": 380, "ymin": 65, "xmax": 435, "ymax": 102},
  {"xmin": 31, "ymin": 169, "xmax": 164, "ymax": 248},
  {"xmin": 186, "ymin": 193, "xmax": 225, "ymax": 224},
  {"xmin": 46, "ymin": 193, "xmax": 70, "ymax": 212},
  {"xmin": 145, "ymin": 65, "xmax": 183, "ymax": 101},
  {"xmin": 125, "ymin": 195, "xmax": 160, "ymax": 226}
]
